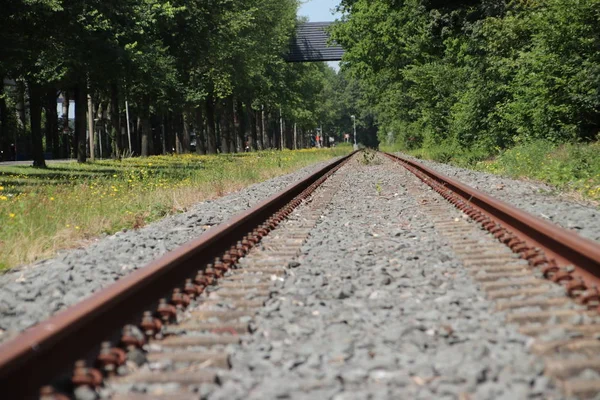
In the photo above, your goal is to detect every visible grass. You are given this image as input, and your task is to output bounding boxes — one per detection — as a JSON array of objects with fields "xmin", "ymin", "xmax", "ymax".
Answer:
[
  {"xmin": 475, "ymin": 141, "xmax": 600, "ymax": 201},
  {"xmin": 383, "ymin": 140, "xmax": 600, "ymax": 204},
  {"xmin": 0, "ymin": 147, "xmax": 351, "ymax": 270}
]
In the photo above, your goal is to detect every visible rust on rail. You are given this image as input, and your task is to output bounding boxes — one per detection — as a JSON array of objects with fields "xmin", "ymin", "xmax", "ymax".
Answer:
[
  {"xmin": 385, "ymin": 152, "xmax": 600, "ymax": 301},
  {"xmin": 0, "ymin": 152, "xmax": 355, "ymax": 399}
]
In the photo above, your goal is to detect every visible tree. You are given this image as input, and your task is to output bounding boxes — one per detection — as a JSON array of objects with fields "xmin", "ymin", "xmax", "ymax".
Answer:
[
  {"xmin": 1, "ymin": 0, "xmax": 366, "ymax": 162},
  {"xmin": 332, "ymin": 0, "xmax": 600, "ymax": 155}
]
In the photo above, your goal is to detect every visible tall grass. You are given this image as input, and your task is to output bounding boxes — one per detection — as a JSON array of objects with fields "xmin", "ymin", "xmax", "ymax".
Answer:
[{"xmin": 0, "ymin": 148, "xmax": 350, "ymax": 270}]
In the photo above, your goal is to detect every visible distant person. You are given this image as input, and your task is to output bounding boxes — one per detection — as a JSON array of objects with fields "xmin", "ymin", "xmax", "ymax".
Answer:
[{"xmin": 10, "ymin": 143, "xmax": 16, "ymax": 161}]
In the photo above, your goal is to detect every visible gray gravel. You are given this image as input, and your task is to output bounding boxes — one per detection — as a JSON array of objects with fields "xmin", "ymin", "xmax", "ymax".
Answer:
[
  {"xmin": 0, "ymin": 159, "xmax": 339, "ymax": 339},
  {"xmin": 400, "ymin": 154, "xmax": 600, "ymax": 242},
  {"xmin": 208, "ymin": 157, "xmax": 562, "ymax": 400}
]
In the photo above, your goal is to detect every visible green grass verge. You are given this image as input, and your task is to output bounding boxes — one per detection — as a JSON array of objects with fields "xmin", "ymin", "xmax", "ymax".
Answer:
[
  {"xmin": 0, "ymin": 147, "xmax": 351, "ymax": 270},
  {"xmin": 382, "ymin": 140, "xmax": 600, "ymax": 203},
  {"xmin": 476, "ymin": 141, "xmax": 600, "ymax": 201}
]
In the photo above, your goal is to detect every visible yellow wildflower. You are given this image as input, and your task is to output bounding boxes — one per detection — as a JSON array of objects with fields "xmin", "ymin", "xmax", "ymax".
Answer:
[
  {"xmin": 9, "ymin": 213, "xmax": 15, "ymax": 218},
  {"xmin": 0, "ymin": 195, "xmax": 7, "ymax": 201},
  {"xmin": 50, "ymin": 197, "xmax": 55, "ymax": 201},
  {"xmin": 0, "ymin": 186, "xmax": 3, "ymax": 190},
  {"xmin": 75, "ymin": 226, "xmax": 80, "ymax": 230}
]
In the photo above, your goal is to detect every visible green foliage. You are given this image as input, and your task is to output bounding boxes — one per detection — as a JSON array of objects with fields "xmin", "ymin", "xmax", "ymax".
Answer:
[{"xmin": 333, "ymin": 0, "xmax": 600, "ymax": 157}]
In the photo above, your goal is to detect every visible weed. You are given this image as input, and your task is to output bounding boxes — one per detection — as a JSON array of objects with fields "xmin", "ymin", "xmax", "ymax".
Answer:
[{"xmin": 361, "ymin": 149, "xmax": 380, "ymax": 165}]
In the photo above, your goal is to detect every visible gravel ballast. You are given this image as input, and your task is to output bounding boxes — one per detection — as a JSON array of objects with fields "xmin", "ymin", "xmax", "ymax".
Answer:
[
  {"xmin": 400, "ymin": 154, "xmax": 600, "ymax": 242},
  {"xmin": 208, "ymin": 156, "xmax": 561, "ymax": 400},
  {"xmin": 0, "ymin": 159, "xmax": 340, "ymax": 339}
]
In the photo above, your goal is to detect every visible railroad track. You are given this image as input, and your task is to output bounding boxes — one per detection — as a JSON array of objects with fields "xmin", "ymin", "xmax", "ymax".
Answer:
[
  {"xmin": 1, "ymin": 150, "xmax": 599, "ymax": 399},
  {"xmin": 384, "ymin": 152, "xmax": 600, "ymax": 398},
  {"xmin": 0, "ymin": 153, "xmax": 354, "ymax": 399}
]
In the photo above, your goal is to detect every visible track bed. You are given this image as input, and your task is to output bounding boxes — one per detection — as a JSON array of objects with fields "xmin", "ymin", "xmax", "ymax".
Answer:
[{"xmin": 2, "ymin": 152, "xmax": 599, "ymax": 399}]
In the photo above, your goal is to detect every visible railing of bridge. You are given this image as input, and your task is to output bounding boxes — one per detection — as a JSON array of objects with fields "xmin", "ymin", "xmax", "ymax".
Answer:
[{"xmin": 285, "ymin": 22, "xmax": 345, "ymax": 63}]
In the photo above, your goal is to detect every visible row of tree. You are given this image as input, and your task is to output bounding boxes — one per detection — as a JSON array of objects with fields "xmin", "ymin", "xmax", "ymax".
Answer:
[
  {"xmin": 0, "ymin": 0, "xmax": 365, "ymax": 167},
  {"xmin": 332, "ymin": 0, "xmax": 600, "ymax": 154}
]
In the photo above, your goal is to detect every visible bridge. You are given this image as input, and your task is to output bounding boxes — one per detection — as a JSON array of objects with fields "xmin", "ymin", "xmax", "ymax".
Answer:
[{"xmin": 285, "ymin": 22, "xmax": 345, "ymax": 63}]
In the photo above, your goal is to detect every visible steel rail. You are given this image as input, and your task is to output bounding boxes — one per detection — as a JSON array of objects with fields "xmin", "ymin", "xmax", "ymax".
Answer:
[
  {"xmin": 0, "ymin": 152, "xmax": 355, "ymax": 399},
  {"xmin": 385, "ymin": 152, "xmax": 600, "ymax": 300}
]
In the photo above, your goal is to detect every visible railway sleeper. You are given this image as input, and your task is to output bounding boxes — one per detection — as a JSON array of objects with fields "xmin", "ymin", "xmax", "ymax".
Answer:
[{"xmin": 506, "ymin": 308, "xmax": 596, "ymax": 324}]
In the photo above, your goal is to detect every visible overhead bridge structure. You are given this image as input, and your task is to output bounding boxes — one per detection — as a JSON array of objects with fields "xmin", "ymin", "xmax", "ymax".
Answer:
[{"xmin": 285, "ymin": 22, "xmax": 345, "ymax": 63}]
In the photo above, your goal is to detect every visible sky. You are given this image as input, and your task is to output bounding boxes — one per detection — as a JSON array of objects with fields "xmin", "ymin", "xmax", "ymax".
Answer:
[
  {"xmin": 298, "ymin": 0, "xmax": 342, "ymax": 22},
  {"xmin": 298, "ymin": 0, "xmax": 342, "ymax": 70}
]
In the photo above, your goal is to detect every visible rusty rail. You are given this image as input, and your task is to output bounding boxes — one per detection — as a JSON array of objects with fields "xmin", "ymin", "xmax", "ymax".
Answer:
[
  {"xmin": 0, "ymin": 152, "xmax": 355, "ymax": 399},
  {"xmin": 384, "ymin": 152, "xmax": 600, "ymax": 304}
]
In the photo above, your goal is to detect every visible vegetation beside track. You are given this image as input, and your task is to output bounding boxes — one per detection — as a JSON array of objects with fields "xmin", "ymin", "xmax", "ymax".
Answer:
[
  {"xmin": 383, "ymin": 140, "xmax": 600, "ymax": 203},
  {"xmin": 0, "ymin": 147, "xmax": 351, "ymax": 270}
]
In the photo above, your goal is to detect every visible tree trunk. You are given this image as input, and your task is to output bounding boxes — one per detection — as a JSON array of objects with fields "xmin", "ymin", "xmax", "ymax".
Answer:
[
  {"xmin": 28, "ymin": 82, "xmax": 46, "ymax": 167},
  {"xmin": 261, "ymin": 107, "xmax": 268, "ymax": 149},
  {"xmin": 62, "ymin": 90, "xmax": 70, "ymax": 133},
  {"xmin": 255, "ymin": 109, "xmax": 263, "ymax": 150},
  {"xmin": 44, "ymin": 88, "xmax": 59, "ymax": 158},
  {"xmin": 268, "ymin": 111, "xmax": 275, "ymax": 149},
  {"xmin": 205, "ymin": 96, "xmax": 217, "ymax": 154},
  {"xmin": 121, "ymin": 125, "xmax": 128, "ymax": 154},
  {"xmin": 135, "ymin": 114, "xmax": 141, "ymax": 154},
  {"xmin": 124, "ymin": 101, "xmax": 132, "ymax": 154},
  {"xmin": 279, "ymin": 108, "xmax": 284, "ymax": 150},
  {"xmin": 87, "ymin": 93, "xmax": 94, "ymax": 161},
  {"xmin": 140, "ymin": 95, "xmax": 151, "ymax": 157},
  {"xmin": 288, "ymin": 122, "xmax": 293, "ymax": 150},
  {"xmin": 182, "ymin": 107, "xmax": 192, "ymax": 153},
  {"xmin": 95, "ymin": 102, "xmax": 103, "ymax": 159},
  {"xmin": 166, "ymin": 111, "xmax": 175, "ymax": 153},
  {"xmin": 195, "ymin": 107, "xmax": 206, "ymax": 155},
  {"xmin": 74, "ymin": 81, "xmax": 87, "ymax": 163},
  {"xmin": 173, "ymin": 112, "xmax": 183, "ymax": 154},
  {"xmin": 293, "ymin": 123, "xmax": 297, "ymax": 150},
  {"xmin": 161, "ymin": 114, "xmax": 167, "ymax": 154},
  {"xmin": 61, "ymin": 90, "xmax": 70, "ymax": 158},
  {"xmin": 236, "ymin": 100, "xmax": 246, "ymax": 151},
  {"xmin": 174, "ymin": 127, "xmax": 181, "ymax": 153},
  {"xmin": 16, "ymin": 80, "xmax": 27, "ymax": 132},
  {"xmin": 225, "ymin": 98, "xmax": 235, "ymax": 153},
  {"xmin": 0, "ymin": 81, "xmax": 7, "ymax": 159},
  {"xmin": 229, "ymin": 101, "xmax": 237, "ymax": 152},
  {"xmin": 109, "ymin": 83, "xmax": 121, "ymax": 158},
  {"xmin": 219, "ymin": 102, "xmax": 230, "ymax": 154},
  {"xmin": 250, "ymin": 106, "xmax": 259, "ymax": 151}
]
